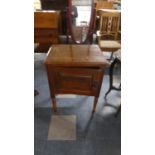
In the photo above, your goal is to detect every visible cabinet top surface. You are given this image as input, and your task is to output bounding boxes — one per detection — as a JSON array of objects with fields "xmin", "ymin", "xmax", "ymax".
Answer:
[{"xmin": 45, "ymin": 44, "xmax": 109, "ymax": 67}]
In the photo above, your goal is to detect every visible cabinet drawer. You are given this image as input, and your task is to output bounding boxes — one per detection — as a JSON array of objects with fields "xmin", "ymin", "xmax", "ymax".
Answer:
[
  {"xmin": 34, "ymin": 29, "xmax": 59, "ymax": 43},
  {"xmin": 48, "ymin": 67, "xmax": 104, "ymax": 96}
]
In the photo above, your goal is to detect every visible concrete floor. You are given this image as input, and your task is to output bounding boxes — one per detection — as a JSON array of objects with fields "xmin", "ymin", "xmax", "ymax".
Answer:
[{"xmin": 34, "ymin": 52, "xmax": 121, "ymax": 155}]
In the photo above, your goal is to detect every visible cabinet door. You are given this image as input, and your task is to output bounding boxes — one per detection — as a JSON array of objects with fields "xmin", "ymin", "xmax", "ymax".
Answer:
[{"xmin": 49, "ymin": 67, "xmax": 104, "ymax": 96}]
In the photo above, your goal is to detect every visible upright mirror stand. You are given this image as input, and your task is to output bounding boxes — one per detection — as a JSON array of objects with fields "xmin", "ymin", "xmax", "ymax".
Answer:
[{"xmin": 67, "ymin": 0, "xmax": 95, "ymax": 44}]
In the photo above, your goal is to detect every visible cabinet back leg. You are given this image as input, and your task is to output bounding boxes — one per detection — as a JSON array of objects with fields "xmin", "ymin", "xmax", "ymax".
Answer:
[{"xmin": 92, "ymin": 97, "xmax": 98, "ymax": 113}]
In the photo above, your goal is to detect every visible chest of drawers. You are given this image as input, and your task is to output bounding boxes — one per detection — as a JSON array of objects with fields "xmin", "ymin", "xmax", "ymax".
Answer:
[{"xmin": 34, "ymin": 11, "xmax": 60, "ymax": 52}]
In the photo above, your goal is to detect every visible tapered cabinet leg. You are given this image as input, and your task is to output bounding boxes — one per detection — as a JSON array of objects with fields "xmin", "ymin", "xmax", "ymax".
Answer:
[
  {"xmin": 92, "ymin": 97, "xmax": 98, "ymax": 113},
  {"xmin": 52, "ymin": 95, "xmax": 57, "ymax": 112}
]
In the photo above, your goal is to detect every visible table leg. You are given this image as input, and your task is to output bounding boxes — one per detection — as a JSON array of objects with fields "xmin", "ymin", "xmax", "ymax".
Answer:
[
  {"xmin": 105, "ymin": 58, "xmax": 121, "ymax": 99},
  {"xmin": 92, "ymin": 97, "xmax": 98, "ymax": 113},
  {"xmin": 104, "ymin": 59, "xmax": 114, "ymax": 99}
]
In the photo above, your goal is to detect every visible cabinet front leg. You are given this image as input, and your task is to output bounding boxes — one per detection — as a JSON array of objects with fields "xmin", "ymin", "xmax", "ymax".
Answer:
[
  {"xmin": 92, "ymin": 97, "xmax": 98, "ymax": 113},
  {"xmin": 52, "ymin": 95, "xmax": 57, "ymax": 112}
]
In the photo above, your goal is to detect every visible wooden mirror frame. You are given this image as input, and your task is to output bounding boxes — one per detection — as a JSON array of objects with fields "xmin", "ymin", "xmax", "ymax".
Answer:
[{"xmin": 67, "ymin": 0, "xmax": 96, "ymax": 44}]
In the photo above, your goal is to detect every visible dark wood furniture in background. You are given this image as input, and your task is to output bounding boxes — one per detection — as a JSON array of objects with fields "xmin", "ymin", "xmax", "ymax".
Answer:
[
  {"xmin": 34, "ymin": 11, "xmax": 61, "ymax": 53},
  {"xmin": 40, "ymin": 0, "xmax": 68, "ymax": 35},
  {"xmin": 45, "ymin": 44, "xmax": 109, "ymax": 113}
]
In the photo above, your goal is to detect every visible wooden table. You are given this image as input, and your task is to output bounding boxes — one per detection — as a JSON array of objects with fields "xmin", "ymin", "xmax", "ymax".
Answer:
[{"xmin": 45, "ymin": 44, "xmax": 109, "ymax": 113}]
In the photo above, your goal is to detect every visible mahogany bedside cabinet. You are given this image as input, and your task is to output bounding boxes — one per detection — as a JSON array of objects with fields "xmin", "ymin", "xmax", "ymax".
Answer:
[{"xmin": 45, "ymin": 44, "xmax": 109, "ymax": 113}]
